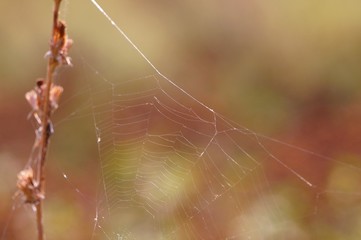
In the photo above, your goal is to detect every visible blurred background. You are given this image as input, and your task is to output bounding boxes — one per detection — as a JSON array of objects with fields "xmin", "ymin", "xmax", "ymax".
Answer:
[{"xmin": 1, "ymin": 0, "xmax": 361, "ymax": 239}]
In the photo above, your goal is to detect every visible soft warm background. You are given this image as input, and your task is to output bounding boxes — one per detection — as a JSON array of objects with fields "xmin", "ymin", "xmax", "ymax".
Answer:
[{"xmin": 1, "ymin": 0, "xmax": 361, "ymax": 239}]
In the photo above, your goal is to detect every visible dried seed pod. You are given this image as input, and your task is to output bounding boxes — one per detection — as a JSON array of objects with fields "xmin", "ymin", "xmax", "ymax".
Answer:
[
  {"xmin": 49, "ymin": 84, "xmax": 63, "ymax": 111},
  {"xmin": 26, "ymin": 81, "xmax": 63, "ymax": 119},
  {"xmin": 16, "ymin": 168, "xmax": 44, "ymax": 204},
  {"xmin": 53, "ymin": 20, "xmax": 73, "ymax": 66}
]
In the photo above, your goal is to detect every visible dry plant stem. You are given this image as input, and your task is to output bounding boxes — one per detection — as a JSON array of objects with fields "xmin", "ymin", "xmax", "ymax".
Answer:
[
  {"xmin": 19, "ymin": 0, "xmax": 70, "ymax": 238},
  {"xmin": 36, "ymin": 1, "xmax": 62, "ymax": 239},
  {"xmin": 35, "ymin": 65, "xmax": 55, "ymax": 240}
]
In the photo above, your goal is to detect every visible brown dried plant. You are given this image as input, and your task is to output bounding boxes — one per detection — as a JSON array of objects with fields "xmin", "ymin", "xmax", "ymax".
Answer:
[{"xmin": 16, "ymin": 0, "xmax": 72, "ymax": 239}]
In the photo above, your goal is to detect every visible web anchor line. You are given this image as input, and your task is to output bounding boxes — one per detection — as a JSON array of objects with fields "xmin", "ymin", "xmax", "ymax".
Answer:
[{"xmin": 90, "ymin": 0, "xmax": 214, "ymax": 115}]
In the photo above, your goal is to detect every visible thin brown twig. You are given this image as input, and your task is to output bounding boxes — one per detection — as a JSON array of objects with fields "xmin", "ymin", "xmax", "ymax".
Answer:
[
  {"xmin": 17, "ymin": 0, "xmax": 72, "ymax": 239},
  {"xmin": 35, "ymin": 1, "xmax": 62, "ymax": 239},
  {"xmin": 36, "ymin": 1, "xmax": 68, "ymax": 239}
]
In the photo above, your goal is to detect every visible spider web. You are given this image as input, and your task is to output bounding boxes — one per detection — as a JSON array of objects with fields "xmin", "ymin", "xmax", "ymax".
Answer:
[{"xmin": 3, "ymin": 0, "xmax": 361, "ymax": 239}]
